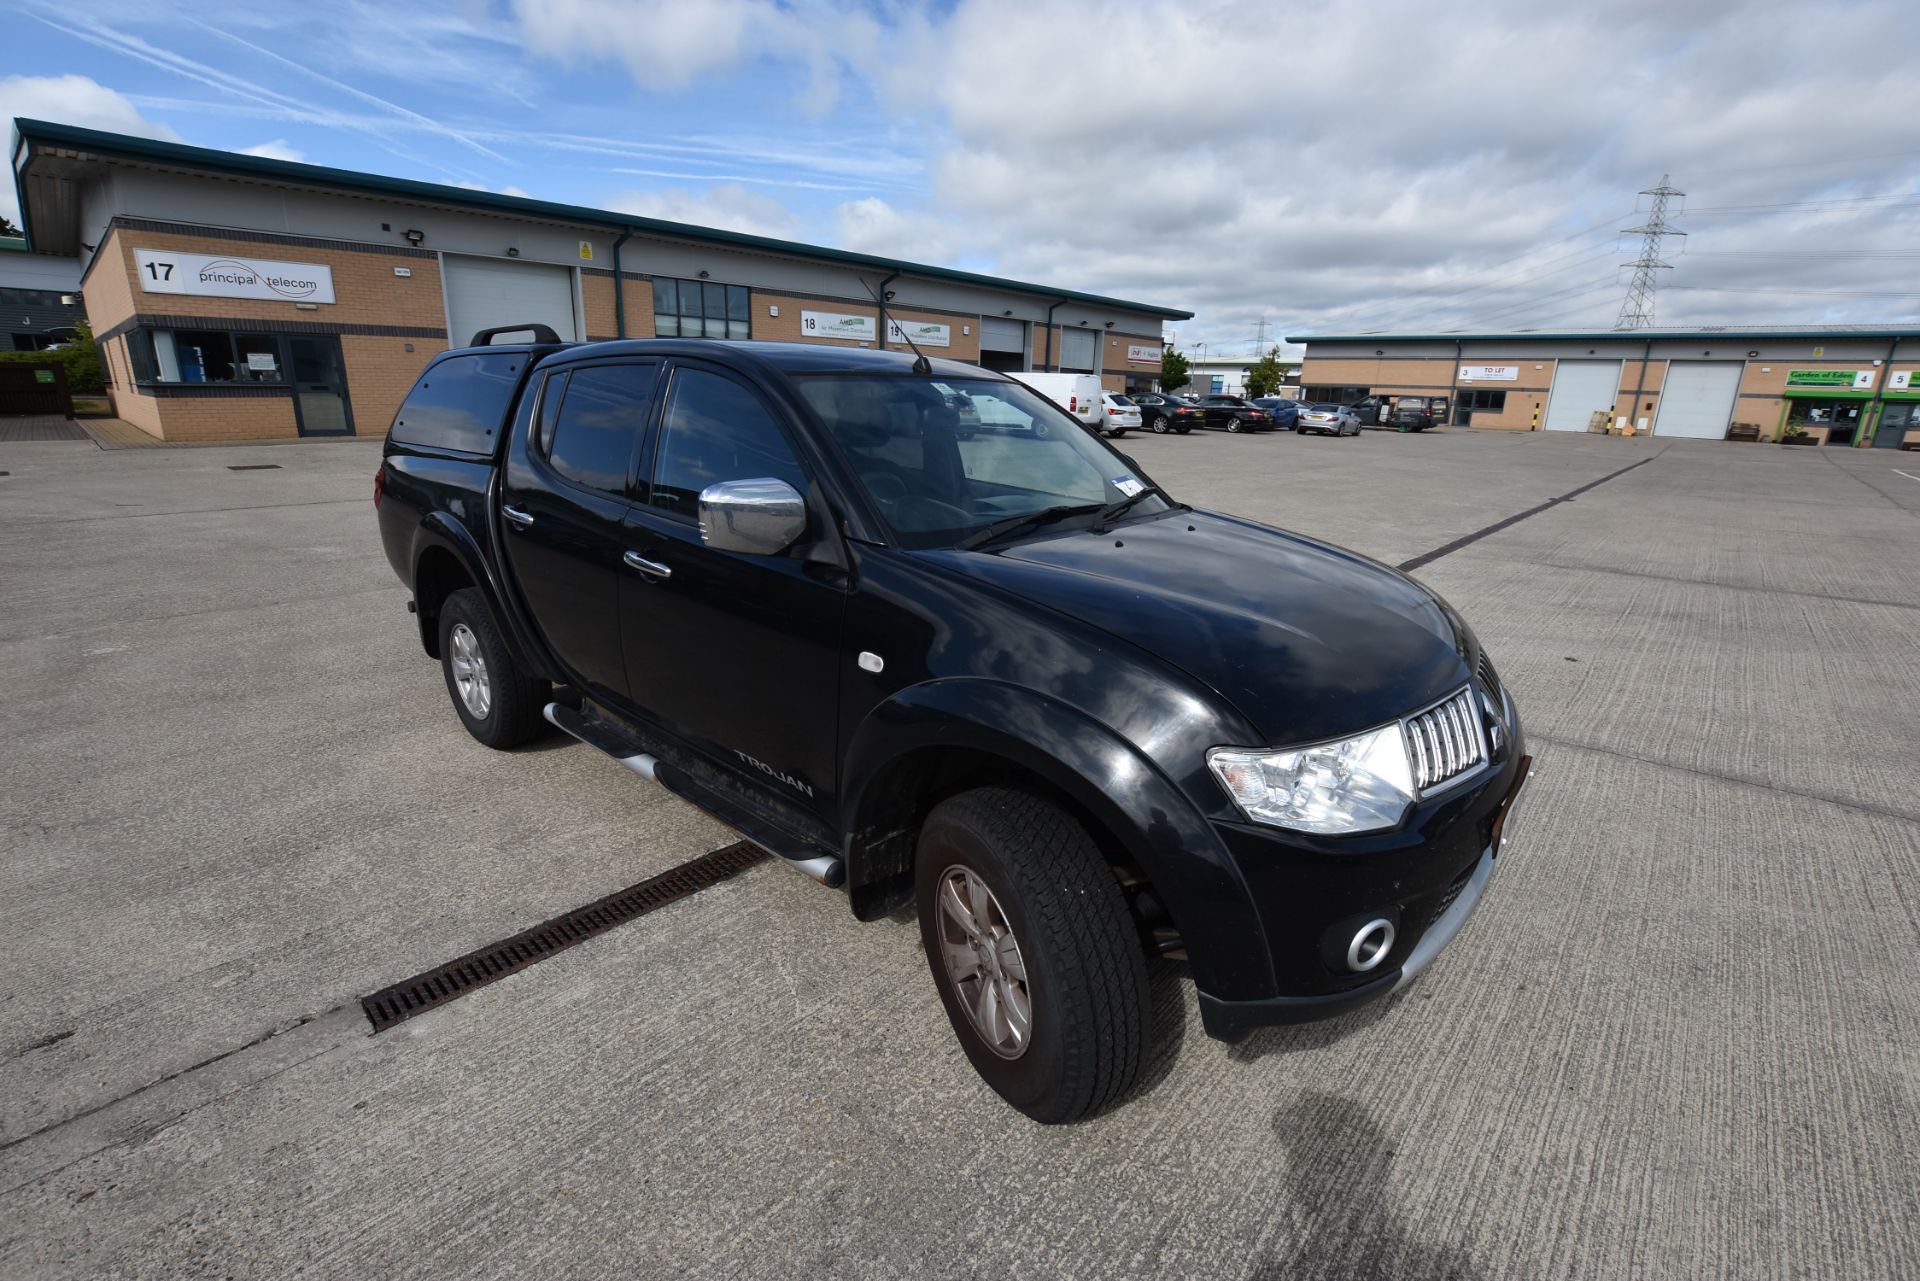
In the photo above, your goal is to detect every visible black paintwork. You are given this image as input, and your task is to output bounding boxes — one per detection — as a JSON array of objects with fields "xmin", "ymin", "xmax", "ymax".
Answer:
[
  {"xmin": 1129, "ymin": 392, "xmax": 1205, "ymax": 434},
  {"xmin": 1195, "ymin": 395, "xmax": 1274, "ymax": 432},
  {"xmin": 376, "ymin": 338, "xmax": 1524, "ymax": 1039}
]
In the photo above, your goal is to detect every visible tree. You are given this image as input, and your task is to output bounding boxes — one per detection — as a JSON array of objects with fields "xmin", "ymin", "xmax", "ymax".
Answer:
[
  {"xmin": 1245, "ymin": 345, "xmax": 1287, "ymax": 399},
  {"xmin": 0, "ymin": 213, "xmax": 20, "ymax": 237},
  {"xmin": 1160, "ymin": 348, "xmax": 1190, "ymax": 393},
  {"xmin": 0, "ymin": 321, "xmax": 103, "ymax": 394}
]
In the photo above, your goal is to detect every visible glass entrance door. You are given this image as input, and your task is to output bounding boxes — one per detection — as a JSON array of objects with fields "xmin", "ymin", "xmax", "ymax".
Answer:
[{"xmin": 287, "ymin": 337, "xmax": 353, "ymax": 436}]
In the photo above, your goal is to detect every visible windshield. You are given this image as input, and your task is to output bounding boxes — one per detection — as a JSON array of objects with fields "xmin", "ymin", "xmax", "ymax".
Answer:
[{"xmin": 794, "ymin": 375, "xmax": 1172, "ymax": 549}]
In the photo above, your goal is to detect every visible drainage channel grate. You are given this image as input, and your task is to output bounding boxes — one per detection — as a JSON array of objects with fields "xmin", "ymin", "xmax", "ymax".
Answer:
[
  {"xmin": 360, "ymin": 840, "xmax": 766, "ymax": 1032},
  {"xmin": 227, "ymin": 464, "xmax": 282, "ymax": 471}
]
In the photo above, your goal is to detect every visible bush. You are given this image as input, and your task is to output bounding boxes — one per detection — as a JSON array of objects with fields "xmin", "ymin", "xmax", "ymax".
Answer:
[{"xmin": 0, "ymin": 325, "xmax": 103, "ymax": 394}]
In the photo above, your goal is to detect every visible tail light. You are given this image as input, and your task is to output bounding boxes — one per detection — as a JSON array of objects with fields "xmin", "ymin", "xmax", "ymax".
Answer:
[
  {"xmin": 373, "ymin": 467, "xmax": 385, "ymax": 509},
  {"xmin": 1106, "ymin": 407, "xmax": 1118, "ymax": 415}
]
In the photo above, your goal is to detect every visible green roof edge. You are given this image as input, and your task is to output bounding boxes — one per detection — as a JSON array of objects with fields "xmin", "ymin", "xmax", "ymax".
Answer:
[{"xmin": 11, "ymin": 119, "xmax": 1191, "ymax": 320}]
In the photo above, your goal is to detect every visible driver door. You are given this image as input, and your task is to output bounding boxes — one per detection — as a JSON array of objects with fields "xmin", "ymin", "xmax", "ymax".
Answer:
[{"xmin": 616, "ymin": 359, "xmax": 847, "ymax": 820}]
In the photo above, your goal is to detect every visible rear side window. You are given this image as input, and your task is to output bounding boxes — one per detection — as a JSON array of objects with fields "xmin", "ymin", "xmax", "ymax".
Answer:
[
  {"xmin": 546, "ymin": 363, "xmax": 658, "ymax": 495},
  {"xmin": 390, "ymin": 352, "xmax": 524, "ymax": 454}
]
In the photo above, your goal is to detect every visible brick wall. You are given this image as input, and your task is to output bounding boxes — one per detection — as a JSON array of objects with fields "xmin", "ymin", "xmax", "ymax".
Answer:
[{"xmin": 86, "ymin": 224, "xmax": 448, "ymax": 441}]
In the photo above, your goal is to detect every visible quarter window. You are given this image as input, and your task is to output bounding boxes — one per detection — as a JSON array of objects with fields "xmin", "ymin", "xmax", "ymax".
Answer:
[
  {"xmin": 653, "ymin": 277, "xmax": 751, "ymax": 340},
  {"xmin": 648, "ymin": 367, "xmax": 806, "ymax": 519},
  {"xmin": 545, "ymin": 362, "xmax": 658, "ymax": 494}
]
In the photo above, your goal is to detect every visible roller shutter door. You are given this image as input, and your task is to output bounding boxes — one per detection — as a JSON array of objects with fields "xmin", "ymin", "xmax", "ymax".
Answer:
[
  {"xmin": 443, "ymin": 255, "xmax": 577, "ymax": 348},
  {"xmin": 1542, "ymin": 361, "xmax": 1622, "ymax": 432},
  {"xmin": 1653, "ymin": 362, "xmax": 1742, "ymax": 438},
  {"xmin": 980, "ymin": 317, "xmax": 1026, "ymax": 353}
]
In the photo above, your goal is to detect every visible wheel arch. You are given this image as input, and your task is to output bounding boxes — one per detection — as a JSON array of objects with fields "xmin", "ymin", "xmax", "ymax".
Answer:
[{"xmin": 839, "ymin": 679, "xmax": 1274, "ymax": 1000}]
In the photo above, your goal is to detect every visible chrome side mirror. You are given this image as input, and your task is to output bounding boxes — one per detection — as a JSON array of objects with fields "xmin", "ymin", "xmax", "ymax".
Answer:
[{"xmin": 697, "ymin": 478, "xmax": 806, "ymax": 556}]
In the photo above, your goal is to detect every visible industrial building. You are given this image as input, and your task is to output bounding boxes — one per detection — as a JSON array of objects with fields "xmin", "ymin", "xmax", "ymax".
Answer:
[
  {"xmin": 8, "ymin": 119, "xmax": 1187, "ymax": 442},
  {"xmin": 1289, "ymin": 327, "xmax": 1920, "ymax": 447}
]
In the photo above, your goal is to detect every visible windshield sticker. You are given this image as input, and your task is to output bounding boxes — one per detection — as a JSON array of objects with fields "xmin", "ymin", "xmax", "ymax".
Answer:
[{"xmin": 1111, "ymin": 475, "xmax": 1145, "ymax": 497}]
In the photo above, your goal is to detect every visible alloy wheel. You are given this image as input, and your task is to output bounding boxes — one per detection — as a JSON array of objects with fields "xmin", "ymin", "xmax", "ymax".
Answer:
[
  {"xmin": 934, "ymin": 865, "xmax": 1033, "ymax": 1059},
  {"xmin": 448, "ymin": 622, "xmax": 492, "ymax": 718}
]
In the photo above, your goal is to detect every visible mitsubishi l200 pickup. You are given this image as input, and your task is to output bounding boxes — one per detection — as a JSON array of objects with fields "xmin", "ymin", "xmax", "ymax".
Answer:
[{"xmin": 375, "ymin": 327, "xmax": 1529, "ymax": 1122}]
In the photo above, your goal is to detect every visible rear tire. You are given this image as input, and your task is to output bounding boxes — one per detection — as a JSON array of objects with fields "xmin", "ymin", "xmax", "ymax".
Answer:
[
  {"xmin": 915, "ymin": 787, "xmax": 1151, "ymax": 1124},
  {"xmin": 1226, "ymin": 417, "xmax": 1243, "ymax": 433},
  {"xmin": 1150, "ymin": 416, "xmax": 1169, "ymax": 434},
  {"xmin": 438, "ymin": 587, "xmax": 549, "ymax": 749}
]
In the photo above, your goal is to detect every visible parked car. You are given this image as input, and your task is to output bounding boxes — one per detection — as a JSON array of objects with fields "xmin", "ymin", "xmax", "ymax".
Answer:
[
  {"xmin": 1196, "ymin": 395, "xmax": 1273, "ymax": 433},
  {"xmin": 1388, "ymin": 396, "xmax": 1446, "ymax": 431},
  {"xmin": 377, "ymin": 333, "xmax": 1528, "ymax": 1123},
  {"xmin": 1250, "ymin": 397, "xmax": 1304, "ymax": 429},
  {"xmin": 1099, "ymin": 392, "xmax": 1142, "ymax": 436},
  {"xmin": 1005, "ymin": 371, "xmax": 1105, "ymax": 431},
  {"xmin": 1350, "ymin": 395, "xmax": 1447, "ymax": 430},
  {"xmin": 1297, "ymin": 403, "xmax": 1362, "ymax": 436},
  {"xmin": 1131, "ymin": 392, "xmax": 1204, "ymax": 434}
]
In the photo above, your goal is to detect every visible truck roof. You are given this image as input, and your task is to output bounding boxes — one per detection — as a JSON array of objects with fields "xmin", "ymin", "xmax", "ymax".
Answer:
[{"xmin": 525, "ymin": 339, "xmax": 998, "ymax": 381}]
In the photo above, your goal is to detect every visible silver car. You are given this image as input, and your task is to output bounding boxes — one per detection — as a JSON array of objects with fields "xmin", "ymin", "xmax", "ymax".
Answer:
[{"xmin": 1296, "ymin": 403, "xmax": 1362, "ymax": 436}]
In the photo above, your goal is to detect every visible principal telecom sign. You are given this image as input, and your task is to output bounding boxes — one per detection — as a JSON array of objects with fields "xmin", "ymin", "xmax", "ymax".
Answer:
[{"xmin": 133, "ymin": 249, "xmax": 336, "ymax": 304}]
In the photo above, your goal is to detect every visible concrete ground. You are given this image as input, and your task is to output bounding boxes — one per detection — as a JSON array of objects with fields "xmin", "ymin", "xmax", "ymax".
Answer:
[{"xmin": 1, "ymin": 426, "xmax": 1915, "ymax": 1280}]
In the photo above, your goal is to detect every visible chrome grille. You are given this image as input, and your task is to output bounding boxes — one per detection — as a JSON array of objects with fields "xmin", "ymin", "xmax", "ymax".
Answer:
[{"xmin": 1403, "ymin": 687, "xmax": 1485, "ymax": 793}]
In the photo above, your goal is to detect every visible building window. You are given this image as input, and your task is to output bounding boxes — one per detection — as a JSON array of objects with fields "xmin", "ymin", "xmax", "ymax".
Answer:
[
  {"xmin": 652, "ymin": 278, "xmax": 750, "ymax": 340},
  {"xmin": 1303, "ymin": 385, "xmax": 1369, "ymax": 404},
  {"xmin": 125, "ymin": 329, "xmax": 290, "ymax": 384},
  {"xmin": 1459, "ymin": 389, "xmax": 1507, "ymax": 412}
]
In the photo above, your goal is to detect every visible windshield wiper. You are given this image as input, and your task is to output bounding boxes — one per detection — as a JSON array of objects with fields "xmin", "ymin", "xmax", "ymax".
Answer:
[
  {"xmin": 1092, "ymin": 485, "xmax": 1183, "ymax": 532},
  {"xmin": 956, "ymin": 503, "xmax": 1105, "ymax": 551}
]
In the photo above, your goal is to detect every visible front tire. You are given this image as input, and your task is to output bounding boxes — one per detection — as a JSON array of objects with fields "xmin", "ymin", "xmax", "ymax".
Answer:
[
  {"xmin": 438, "ymin": 587, "xmax": 548, "ymax": 749},
  {"xmin": 1176, "ymin": 424, "xmax": 1192, "ymax": 434},
  {"xmin": 915, "ymin": 787, "xmax": 1151, "ymax": 1124}
]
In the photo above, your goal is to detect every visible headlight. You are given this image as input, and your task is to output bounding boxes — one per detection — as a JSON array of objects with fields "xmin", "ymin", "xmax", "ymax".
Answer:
[{"xmin": 1207, "ymin": 725, "xmax": 1415, "ymax": 835}]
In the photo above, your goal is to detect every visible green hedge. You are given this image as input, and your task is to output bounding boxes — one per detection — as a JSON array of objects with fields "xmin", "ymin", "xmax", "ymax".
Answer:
[{"xmin": 0, "ymin": 329, "xmax": 104, "ymax": 394}]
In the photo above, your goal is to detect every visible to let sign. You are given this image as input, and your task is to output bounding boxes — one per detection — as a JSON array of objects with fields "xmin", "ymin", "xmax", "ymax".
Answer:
[
  {"xmin": 1459, "ymin": 364, "xmax": 1518, "ymax": 382},
  {"xmin": 134, "ymin": 249, "xmax": 336, "ymax": 304}
]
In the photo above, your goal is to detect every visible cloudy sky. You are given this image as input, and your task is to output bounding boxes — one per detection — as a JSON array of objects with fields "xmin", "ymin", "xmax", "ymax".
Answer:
[{"xmin": 5, "ymin": 0, "xmax": 1919, "ymax": 357}]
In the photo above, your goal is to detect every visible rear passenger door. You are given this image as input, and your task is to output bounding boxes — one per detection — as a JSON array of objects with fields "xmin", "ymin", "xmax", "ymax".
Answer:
[
  {"xmin": 499, "ymin": 360, "xmax": 660, "ymax": 700},
  {"xmin": 616, "ymin": 359, "xmax": 846, "ymax": 819}
]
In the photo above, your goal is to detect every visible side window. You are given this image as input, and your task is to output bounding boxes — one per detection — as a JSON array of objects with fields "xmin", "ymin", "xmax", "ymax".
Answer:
[
  {"xmin": 392, "ymin": 352, "xmax": 524, "ymax": 455},
  {"xmin": 545, "ymin": 363, "xmax": 657, "ymax": 495},
  {"xmin": 648, "ymin": 367, "xmax": 808, "ymax": 519},
  {"xmin": 536, "ymin": 371, "xmax": 567, "ymax": 455}
]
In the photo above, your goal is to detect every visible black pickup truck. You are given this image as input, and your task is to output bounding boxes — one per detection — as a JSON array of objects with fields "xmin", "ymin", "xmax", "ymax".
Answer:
[{"xmin": 376, "ymin": 328, "xmax": 1528, "ymax": 1123}]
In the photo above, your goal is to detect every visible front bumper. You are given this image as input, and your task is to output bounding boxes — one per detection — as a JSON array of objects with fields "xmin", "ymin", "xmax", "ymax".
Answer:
[{"xmin": 1195, "ymin": 746, "xmax": 1531, "ymax": 1042}]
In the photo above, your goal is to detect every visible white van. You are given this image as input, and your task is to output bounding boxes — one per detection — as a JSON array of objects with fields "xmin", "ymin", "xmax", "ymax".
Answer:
[{"xmin": 1005, "ymin": 371, "xmax": 1111, "ymax": 433}]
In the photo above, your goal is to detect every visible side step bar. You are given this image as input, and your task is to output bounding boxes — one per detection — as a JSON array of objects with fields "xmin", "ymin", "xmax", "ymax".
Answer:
[
  {"xmin": 542, "ymin": 702, "xmax": 845, "ymax": 888},
  {"xmin": 542, "ymin": 701, "xmax": 658, "ymax": 780}
]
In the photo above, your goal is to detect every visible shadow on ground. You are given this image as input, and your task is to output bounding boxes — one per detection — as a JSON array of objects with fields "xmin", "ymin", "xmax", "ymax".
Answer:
[{"xmin": 1250, "ymin": 1091, "xmax": 1481, "ymax": 1281}]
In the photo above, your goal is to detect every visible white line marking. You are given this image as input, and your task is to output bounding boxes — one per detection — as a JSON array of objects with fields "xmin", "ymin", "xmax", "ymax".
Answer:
[{"xmin": 1894, "ymin": 469, "xmax": 1920, "ymax": 483}]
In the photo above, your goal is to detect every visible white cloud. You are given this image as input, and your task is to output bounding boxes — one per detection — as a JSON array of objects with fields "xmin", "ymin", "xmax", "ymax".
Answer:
[
  {"xmin": 238, "ymin": 138, "xmax": 304, "ymax": 162},
  {"xmin": 610, "ymin": 183, "xmax": 798, "ymax": 239},
  {"xmin": 841, "ymin": 0, "xmax": 1920, "ymax": 351},
  {"xmin": 0, "ymin": 74, "xmax": 181, "ymax": 224},
  {"xmin": 508, "ymin": 0, "xmax": 876, "ymax": 109}
]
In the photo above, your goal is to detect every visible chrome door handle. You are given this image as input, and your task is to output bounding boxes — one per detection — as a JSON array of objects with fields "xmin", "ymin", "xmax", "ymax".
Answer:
[
  {"xmin": 502, "ymin": 505, "xmax": 535, "ymax": 529},
  {"xmin": 623, "ymin": 550, "xmax": 672, "ymax": 580}
]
